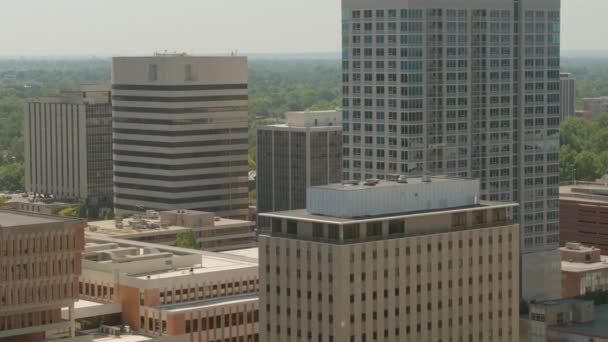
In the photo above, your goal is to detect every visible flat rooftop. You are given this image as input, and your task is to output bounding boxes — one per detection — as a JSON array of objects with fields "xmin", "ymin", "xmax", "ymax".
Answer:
[
  {"xmin": 87, "ymin": 217, "xmax": 252, "ymax": 238},
  {"xmin": 84, "ymin": 237, "xmax": 257, "ymax": 280},
  {"xmin": 0, "ymin": 209, "xmax": 80, "ymax": 228},
  {"xmin": 305, "ymin": 177, "xmax": 484, "ymax": 218},
  {"xmin": 561, "ymin": 184, "xmax": 608, "ymax": 204},
  {"xmin": 159, "ymin": 293, "xmax": 257, "ymax": 313},
  {"xmin": 548, "ymin": 304, "xmax": 608, "ymax": 337},
  {"xmin": 262, "ymin": 200, "xmax": 514, "ymax": 225},
  {"xmin": 221, "ymin": 247, "xmax": 259, "ymax": 260},
  {"xmin": 562, "ymin": 256, "xmax": 608, "ymax": 273}
]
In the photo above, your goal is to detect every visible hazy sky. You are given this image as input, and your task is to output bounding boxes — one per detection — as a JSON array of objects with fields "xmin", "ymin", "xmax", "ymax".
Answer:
[{"xmin": 0, "ymin": 0, "xmax": 605, "ymax": 56}]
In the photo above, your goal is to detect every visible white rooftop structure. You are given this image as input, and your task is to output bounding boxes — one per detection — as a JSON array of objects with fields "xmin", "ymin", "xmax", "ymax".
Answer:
[
  {"xmin": 306, "ymin": 177, "xmax": 480, "ymax": 218},
  {"xmin": 265, "ymin": 109, "xmax": 341, "ymax": 129}
]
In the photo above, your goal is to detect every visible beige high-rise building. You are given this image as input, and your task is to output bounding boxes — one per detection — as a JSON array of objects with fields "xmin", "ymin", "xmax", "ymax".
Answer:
[
  {"xmin": 24, "ymin": 85, "xmax": 113, "ymax": 205},
  {"xmin": 0, "ymin": 209, "xmax": 85, "ymax": 342},
  {"xmin": 112, "ymin": 54, "xmax": 249, "ymax": 219},
  {"xmin": 259, "ymin": 177, "xmax": 520, "ymax": 342}
]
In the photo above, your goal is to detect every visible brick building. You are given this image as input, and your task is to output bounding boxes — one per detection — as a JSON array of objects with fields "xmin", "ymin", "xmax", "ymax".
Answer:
[
  {"xmin": 0, "ymin": 210, "xmax": 85, "ymax": 342},
  {"xmin": 560, "ymin": 184, "xmax": 608, "ymax": 254}
]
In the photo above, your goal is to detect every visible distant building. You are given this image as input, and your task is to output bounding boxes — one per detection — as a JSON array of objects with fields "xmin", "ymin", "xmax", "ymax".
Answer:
[
  {"xmin": 560, "ymin": 183, "xmax": 608, "ymax": 254},
  {"xmin": 546, "ymin": 304, "xmax": 608, "ymax": 342},
  {"xmin": 24, "ymin": 84, "xmax": 113, "ymax": 205},
  {"xmin": 561, "ymin": 242, "xmax": 608, "ymax": 298},
  {"xmin": 78, "ymin": 236, "xmax": 259, "ymax": 341},
  {"xmin": 0, "ymin": 210, "xmax": 85, "ymax": 342},
  {"xmin": 560, "ymin": 73, "xmax": 576, "ymax": 120},
  {"xmin": 5, "ymin": 199, "xmax": 72, "ymax": 216},
  {"xmin": 256, "ymin": 110, "xmax": 342, "ymax": 218},
  {"xmin": 111, "ymin": 54, "xmax": 249, "ymax": 219},
  {"xmin": 259, "ymin": 177, "xmax": 520, "ymax": 341},
  {"xmin": 520, "ymin": 299, "xmax": 598, "ymax": 342},
  {"xmin": 87, "ymin": 209, "xmax": 255, "ymax": 252},
  {"xmin": 583, "ymin": 97, "xmax": 608, "ymax": 119}
]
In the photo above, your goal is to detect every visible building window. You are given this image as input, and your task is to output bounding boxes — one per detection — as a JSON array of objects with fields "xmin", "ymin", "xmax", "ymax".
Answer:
[{"xmin": 148, "ymin": 64, "xmax": 158, "ymax": 81}]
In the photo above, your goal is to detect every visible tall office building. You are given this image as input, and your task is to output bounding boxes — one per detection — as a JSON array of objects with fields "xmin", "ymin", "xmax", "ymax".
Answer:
[
  {"xmin": 259, "ymin": 177, "xmax": 520, "ymax": 342},
  {"xmin": 256, "ymin": 110, "xmax": 342, "ymax": 216},
  {"xmin": 341, "ymin": 0, "xmax": 561, "ymax": 300},
  {"xmin": 112, "ymin": 54, "xmax": 249, "ymax": 219},
  {"xmin": 560, "ymin": 72, "xmax": 576, "ymax": 120},
  {"xmin": 0, "ymin": 210, "xmax": 85, "ymax": 342},
  {"xmin": 24, "ymin": 85, "xmax": 113, "ymax": 205}
]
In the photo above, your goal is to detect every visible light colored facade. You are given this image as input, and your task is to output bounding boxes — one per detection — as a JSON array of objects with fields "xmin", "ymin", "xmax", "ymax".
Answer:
[
  {"xmin": 24, "ymin": 84, "xmax": 113, "ymax": 205},
  {"xmin": 583, "ymin": 97, "xmax": 608, "ymax": 119},
  {"xmin": 560, "ymin": 242, "xmax": 608, "ymax": 298},
  {"xmin": 79, "ymin": 236, "xmax": 259, "ymax": 342},
  {"xmin": 0, "ymin": 210, "xmax": 85, "ymax": 342},
  {"xmin": 256, "ymin": 110, "xmax": 342, "ymax": 216},
  {"xmin": 560, "ymin": 73, "xmax": 576, "ymax": 120},
  {"xmin": 341, "ymin": 0, "xmax": 562, "ymax": 300},
  {"xmin": 111, "ymin": 55, "xmax": 249, "ymax": 219},
  {"xmin": 259, "ymin": 177, "xmax": 520, "ymax": 342},
  {"xmin": 87, "ymin": 210, "xmax": 255, "ymax": 252}
]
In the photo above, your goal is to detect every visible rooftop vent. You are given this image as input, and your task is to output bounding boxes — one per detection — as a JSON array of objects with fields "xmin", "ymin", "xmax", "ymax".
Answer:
[
  {"xmin": 342, "ymin": 180, "xmax": 360, "ymax": 186},
  {"xmin": 363, "ymin": 179, "xmax": 380, "ymax": 186},
  {"xmin": 566, "ymin": 242, "xmax": 583, "ymax": 250},
  {"xmin": 397, "ymin": 175, "xmax": 408, "ymax": 184}
]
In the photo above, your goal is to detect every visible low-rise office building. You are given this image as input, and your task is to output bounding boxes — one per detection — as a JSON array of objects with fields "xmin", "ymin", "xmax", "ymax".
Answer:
[
  {"xmin": 561, "ymin": 242, "xmax": 608, "ymax": 298},
  {"xmin": 560, "ymin": 183, "xmax": 608, "ymax": 254},
  {"xmin": 0, "ymin": 210, "xmax": 85, "ymax": 342},
  {"xmin": 520, "ymin": 299, "xmax": 608, "ymax": 342},
  {"xmin": 259, "ymin": 177, "xmax": 520, "ymax": 342},
  {"xmin": 79, "ymin": 236, "xmax": 259, "ymax": 342},
  {"xmin": 87, "ymin": 210, "xmax": 255, "ymax": 252}
]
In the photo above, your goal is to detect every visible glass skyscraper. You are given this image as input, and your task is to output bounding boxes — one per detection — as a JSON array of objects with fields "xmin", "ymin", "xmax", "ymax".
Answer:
[{"xmin": 341, "ymin": 0, "xmax": 561, "ymax": 300}]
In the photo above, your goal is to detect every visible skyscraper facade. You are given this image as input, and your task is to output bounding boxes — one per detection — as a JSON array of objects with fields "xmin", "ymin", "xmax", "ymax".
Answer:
[
  {"xmin": 341, "ymin": 0, "xmax": 561, "ymax": 300},
  {"xmin": 24, "ymin": 85, "xmax": 113, "ymax": 205},
  {"xmin": 560, "ymin": 72, "xmax": 576, "ymax": 120},
  {"xmin": 259, "ymin": 178, "xmax": 520, "ymax": 341},
  {"xmin": 256, "ymin": 110, "xmax": 342, "ymax": 215},
  {"xmin": 111, "ymin": 55, "xmax": 250, "ymax": 219}
]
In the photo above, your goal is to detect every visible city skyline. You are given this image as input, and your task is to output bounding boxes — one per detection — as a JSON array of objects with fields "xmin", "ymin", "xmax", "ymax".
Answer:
[{"xmin": 0, "ymin": 0, "xmax": 605, "ymax": 56}]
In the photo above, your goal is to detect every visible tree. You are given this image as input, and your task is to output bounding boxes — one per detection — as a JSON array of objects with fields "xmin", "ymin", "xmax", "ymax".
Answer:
[
  {"xmin": 574, "ymin": 151, "xmax": 601, "ymax": 181},
  {"xmin": 87, "ymin": 204, "xmax": 100, "ymax": 220},
  {"xmin": 560, "ymin": 145, "xmax": 577, "ymax": 181},
  {"xmin": 0, "ymin": 163, "xmax": 24, "ymax": 191},
  {"xmin": 104, "ymin": 209, "xmax": 115, "ymax": 220},
  {"xmin": 58, "ymin": 207, "xmax": 78, "ymax": 217},
  {"xmin": 175, "ymin": 230, "xmax": 197, "ymax": 249},
  {"xmin": 560, "ymin": 116, "xmax": 595, "ymax": 152}
]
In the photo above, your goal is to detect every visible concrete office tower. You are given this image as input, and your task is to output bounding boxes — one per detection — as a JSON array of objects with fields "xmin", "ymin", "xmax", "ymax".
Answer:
[
  {"xmin": 560, "ymin": 73, "xmax": 576, "ymax": 120},
  {"xmin": 259, "ymin": 177, "xmax": 520, "ymax": 342},
  {"xmin": 24, "ymin": 85, "xmax": 113, "ymax": 205},
  {"xmin": 256, "ymin": 110, "xmax": 342, "ymax": 216},
  {"xmin": 341, "ymin": 0, "xmax": 561, "ymax": 300},
  {"xmin": 112, "ymin": 55, "xmax": 249, "ymax": 219},
  {"xmin": 0, "ymin": 210, "xmax": 85, "ymax": 342}
]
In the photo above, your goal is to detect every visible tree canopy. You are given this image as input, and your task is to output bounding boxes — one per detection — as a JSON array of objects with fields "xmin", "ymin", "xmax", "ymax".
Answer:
[
  {"xmin": 560, "ymin": 114, "xmax": 608, "ymax": 181},
  {"xmin": 175, "ymin": 230, "xmax": 197, "ymax": 249}
]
